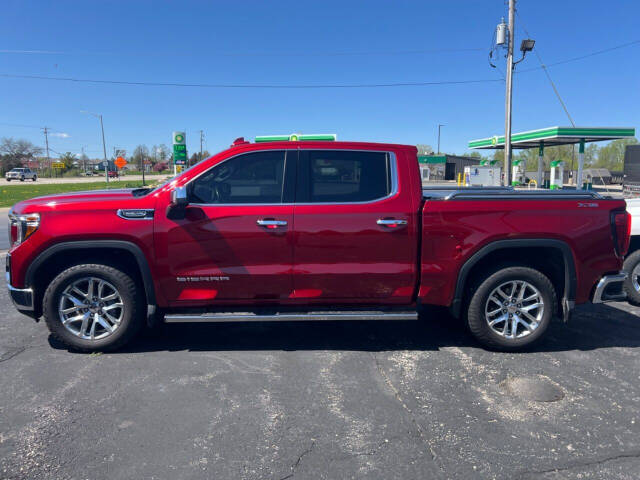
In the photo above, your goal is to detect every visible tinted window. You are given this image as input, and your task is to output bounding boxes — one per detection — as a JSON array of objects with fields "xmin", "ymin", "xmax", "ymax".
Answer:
[
  {"xmin": 188, "ymin": 150, "xmax": 286, "ymax": 204},
  {"xmin": 301, "ymin": 150, "xmax": 391, "ymax": 203}
]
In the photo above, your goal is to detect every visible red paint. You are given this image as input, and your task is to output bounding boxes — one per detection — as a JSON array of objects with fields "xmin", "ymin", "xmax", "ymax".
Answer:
[{"xmin": 7, "ymin": 140, "xmax": 628, "ymax": 315}]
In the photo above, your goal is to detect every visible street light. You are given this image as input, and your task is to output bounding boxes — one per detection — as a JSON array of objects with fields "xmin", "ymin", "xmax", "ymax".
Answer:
[
  {"xmin": 520, "ymin": 39, "xmax": 535, "ymax": 53},
  {"xmin": 81, "ymin": 110, "xmax": 109, "ymax": 183}
]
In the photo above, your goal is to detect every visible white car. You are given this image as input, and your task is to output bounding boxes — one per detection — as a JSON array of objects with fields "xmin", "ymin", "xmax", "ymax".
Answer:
[
  {"xmin": 5, "ymin": 167, "xmax": 37, "ymax": 182},
  {"xmin": 623, "ymin": 198, "xmax": 640, "ymax": 304}
]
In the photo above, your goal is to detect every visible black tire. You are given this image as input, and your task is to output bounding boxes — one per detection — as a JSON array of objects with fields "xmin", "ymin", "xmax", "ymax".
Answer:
[
  {"xmin": 623, "ymin": 250, "xmax": 640, "ymax": 306},
  {"xmin": 32, "ymin": 176, "xmax": 37, "ymax": 182},
  {"xmin": 466, "ymin": 266, "xmax": 556, "ymax": 351},
  {"xmin": 43, "ymin": 264, "xmax": 144, "ymax": 352},
  {"xmin": 6, "ymin": 179, "xmax": 10, "ymax": 182},
  {"xmin": 20, "ymin": 176, "xmax": 24, "ymax": 181}
]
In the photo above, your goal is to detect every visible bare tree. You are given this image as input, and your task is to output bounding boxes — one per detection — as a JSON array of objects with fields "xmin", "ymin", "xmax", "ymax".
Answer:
[{"xmin": 0, "ymin": 137, "xmax": 43, "ymax": 173}]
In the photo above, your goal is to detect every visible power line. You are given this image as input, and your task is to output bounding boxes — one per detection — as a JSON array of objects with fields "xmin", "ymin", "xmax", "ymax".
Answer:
[
  {"xmin": 515, "ymin": 10, "xmax": 575, "ymax": 126},
  {"xmin": 0, "ymin": 73, "xmax": 502, "ymax": 89},
  {"xmin": 517, "ymin": 39, "xmax": 640, "ymax": 73},
  {"xmin": 0, "ymin": 39, "xmax": 636, "ymax": 91},
  {"xmin": 0, "ymin": 47, "xmax": 484, "ymax": 57},
  {"xmin": 0, "ymin": 121, "xmax": 46, "ymax": 129}
]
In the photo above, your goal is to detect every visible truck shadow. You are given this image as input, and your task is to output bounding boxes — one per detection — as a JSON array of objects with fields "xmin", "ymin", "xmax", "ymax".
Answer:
[{"xmin": 50, "ymin": 303, "xmax": 640, "ymax": 353}]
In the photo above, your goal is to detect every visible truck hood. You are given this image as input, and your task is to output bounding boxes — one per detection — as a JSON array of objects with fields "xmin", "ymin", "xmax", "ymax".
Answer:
[{"xmin": 11, "ymin": 189, "xmax": 142, "ymax": 214}]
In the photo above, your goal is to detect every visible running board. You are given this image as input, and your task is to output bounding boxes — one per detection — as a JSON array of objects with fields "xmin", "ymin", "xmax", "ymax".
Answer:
[{"xmin": 164, "ymin": 311, "xmax": 418, "ymax": 323}]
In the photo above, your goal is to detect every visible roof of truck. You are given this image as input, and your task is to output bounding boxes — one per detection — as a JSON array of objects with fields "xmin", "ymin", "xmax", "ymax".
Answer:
[{"xmin": 230, "ymin": 139, "xmax": 418, "ymax": 151}]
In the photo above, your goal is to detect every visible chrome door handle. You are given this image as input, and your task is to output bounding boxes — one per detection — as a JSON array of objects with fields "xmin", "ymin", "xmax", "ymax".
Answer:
[
  {"xmin": 257, "ymin": 219, "xmax": 288, "ymax": 227},
  {"xmin": 377, "ymin": 218, "xmax": 408, "ymax": 227}
]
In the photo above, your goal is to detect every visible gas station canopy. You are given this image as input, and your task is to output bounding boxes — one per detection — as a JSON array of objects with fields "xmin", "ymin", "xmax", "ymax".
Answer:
[
  {"xmin": 467, "ymin": 126, "xmax": 636, "ymax": 188},
  {"xmin": 468, "ymin": 126, "xmax": 635, "ymax": 150}
]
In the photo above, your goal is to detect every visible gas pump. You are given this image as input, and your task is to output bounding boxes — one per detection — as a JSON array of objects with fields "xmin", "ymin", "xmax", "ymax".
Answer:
[
  {"xmin": 511, "ymin": 159, "xmax": 525, "ymax": 186},
  {"xmin": 550, "ymin": 160, "xmax": 564, "ymax": 190}
]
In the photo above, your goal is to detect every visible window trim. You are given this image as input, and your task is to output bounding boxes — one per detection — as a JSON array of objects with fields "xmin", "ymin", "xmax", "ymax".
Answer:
[
  {"xmin": 186, "ymin": 148, "xmax": 398, "ymax": 207},
  {"xmin": 187, "ymin": 149, "xmax": 291, "ymax": 206},
  {"xmin": 297, "ymin": 150, "xmax": 398, "ymax": 206}
]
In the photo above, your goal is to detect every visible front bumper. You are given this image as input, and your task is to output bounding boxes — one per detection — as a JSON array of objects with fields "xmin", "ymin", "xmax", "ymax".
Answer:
[
  {"xmin": 592, "ymin": 272, "xmax": 627, "ymax": 303},
  {"xmin": 8, "ymin": 283, "xmax": 34, "ymax": 310},
  {"xmin": 6, "ymin": 253, "xmax": 34, "ymax": 311}
]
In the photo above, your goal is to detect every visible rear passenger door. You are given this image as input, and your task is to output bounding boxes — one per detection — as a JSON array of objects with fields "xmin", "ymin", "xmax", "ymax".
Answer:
[{"xmin": 292, "ymin": 149, "xmax": 418, "ymax": 304}]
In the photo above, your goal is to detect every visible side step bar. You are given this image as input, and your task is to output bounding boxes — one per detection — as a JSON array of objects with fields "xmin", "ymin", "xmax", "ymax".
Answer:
[{"xmin": 164, "ymin": 311, "xmax": 418, "ymax": 323}]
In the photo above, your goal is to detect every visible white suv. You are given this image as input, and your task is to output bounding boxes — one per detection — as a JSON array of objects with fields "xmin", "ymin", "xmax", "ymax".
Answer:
[{"xmin": 5, "ymin": 167, "xmax": 37, "ymax": 182}]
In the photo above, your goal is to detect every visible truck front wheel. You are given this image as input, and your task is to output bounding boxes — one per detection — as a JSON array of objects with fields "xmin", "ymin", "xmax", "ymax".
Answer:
[
  {"xmin": 466, "ymin": 266, "xmax": 556, "ymax": 351},
  {"xmin": 43, "ymin": 264, "xmax": 144, "ymax": 352}
]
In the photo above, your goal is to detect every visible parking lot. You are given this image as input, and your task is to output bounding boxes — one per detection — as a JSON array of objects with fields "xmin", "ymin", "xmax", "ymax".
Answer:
[{"xmin": 1, "ymin": 262, "xmax": 639, "ymax": 480}]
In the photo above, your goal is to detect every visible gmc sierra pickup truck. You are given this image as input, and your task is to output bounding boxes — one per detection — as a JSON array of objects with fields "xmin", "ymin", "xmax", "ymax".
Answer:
[{"xmin": 6, "ymin": 137, "xmax": 631, "ymax": 352}]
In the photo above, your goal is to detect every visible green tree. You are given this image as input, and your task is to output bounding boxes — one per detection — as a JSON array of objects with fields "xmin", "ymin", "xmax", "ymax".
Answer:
[
  {"xmin": 416, "ymin": 144, "xmax": 434, "ymax": 155},
  {"xmin": 59, "ymin": 152, "xmax": 76, "ymax": 170},
  {"xmin": 593, "ymin": 138, "xmax": 638, "ymax": 171}
]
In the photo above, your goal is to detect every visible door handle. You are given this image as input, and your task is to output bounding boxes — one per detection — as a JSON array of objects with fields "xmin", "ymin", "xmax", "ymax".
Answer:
[
  {"xmin": 377, "ymin": 218, "xmax": 408, "ymax": 227},
  {"xmin": 257, "ymin": 219, "xmax": 288, "ymax": 228}
]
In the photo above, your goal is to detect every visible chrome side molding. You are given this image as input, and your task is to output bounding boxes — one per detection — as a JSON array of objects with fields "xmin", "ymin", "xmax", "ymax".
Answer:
[{"xmin": 164, "ymin": 311, "xmax": 418, "ymax": 323}]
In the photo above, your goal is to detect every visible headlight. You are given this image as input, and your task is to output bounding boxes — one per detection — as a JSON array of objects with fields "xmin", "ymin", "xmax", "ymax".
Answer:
[{"xmin": 8, "ymin": 212, "xmax": 40, "ymax": 247}]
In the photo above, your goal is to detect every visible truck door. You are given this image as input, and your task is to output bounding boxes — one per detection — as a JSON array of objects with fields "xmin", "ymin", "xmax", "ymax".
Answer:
[
  {"xmin": 155, "ymin": 149, "xmax": 296, "ymax": 305},
  {"xmin": 292, "ymin": 149, "xmax": 418, "ymax": 304}
]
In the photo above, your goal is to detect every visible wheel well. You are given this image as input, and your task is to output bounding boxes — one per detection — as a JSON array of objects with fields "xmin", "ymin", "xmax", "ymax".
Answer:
[
  {"xmin": 461, "ymin": 247, "xmax": 567, "ymax": 315},
  {"xmin": 627, "ymin": 236, "xmax": 640, "ymax": 258},
  {"xmin": 30, "ymin": 247, "xmax": 145, "ymax": 318}
]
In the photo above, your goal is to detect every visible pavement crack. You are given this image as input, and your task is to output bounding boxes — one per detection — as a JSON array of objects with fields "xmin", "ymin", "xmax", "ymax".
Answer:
[
  {"xmin": 516, "ymin": 450, "xmax": 640, "ymax": 478},
  {"xmin": 278, "ymin": 440, "xmax": 315, "ymax": 480},
  {"xmin": 371, "ymin": 352, "xmax": 445, "ymax": 477},
  {"xmin": 0, "ymin": 344, "xmax": 43, "ymax": 363}
]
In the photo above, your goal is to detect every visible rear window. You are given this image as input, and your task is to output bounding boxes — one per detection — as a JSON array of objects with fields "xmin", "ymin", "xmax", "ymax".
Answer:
[{"xmin": 301, "ymin": 150, "xmax": 391, "ymax": 203}]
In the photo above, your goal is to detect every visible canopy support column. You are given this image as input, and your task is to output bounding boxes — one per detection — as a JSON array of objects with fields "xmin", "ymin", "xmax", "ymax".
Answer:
[
  {"xmin": 537, "ymin": 142, "xmax": 544, "ymax": 187},
  {"xmin": 577, "ymin": 139, "xmax": 585, "ymax": 189}
]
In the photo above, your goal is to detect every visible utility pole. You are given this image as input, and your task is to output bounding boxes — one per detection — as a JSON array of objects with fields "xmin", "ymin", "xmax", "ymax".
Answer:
[
  {"xmin": 437, "ymin": 124, "xmax": 445, "ymax": 154},
  {"xmin": 141, "ymin": 150, "xmax": 146, "ymax": 186},
  {"xmin": 99, "ymin": 115, "xmax": 108, "ymax": 183},
  {"xmin": 199, "ymin": 130, "xmax": 204, "ymax": 163},
  {"xmin": 503, "ymin": 0, "xmax": 516, "ymax": 186},
  {"xmin": 42, "ymin": 127, "xmax": 51, "ymax": 177},
  {"xmin": 81, "ymin": 110, "xmax": 109, "ymax": 182}
]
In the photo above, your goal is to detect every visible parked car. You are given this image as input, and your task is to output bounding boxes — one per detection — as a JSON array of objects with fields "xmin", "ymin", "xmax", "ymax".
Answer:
[
  {"xmin": 5, "ymin": 167, "xmax": 37, "ymax": 182},
  {"xmin": 6, "ymin": 137, "xmax": 630, "ymax": 352},
  {"xmin": 108, "ymin": 170, "xmax": 119, "ymax": 178}
]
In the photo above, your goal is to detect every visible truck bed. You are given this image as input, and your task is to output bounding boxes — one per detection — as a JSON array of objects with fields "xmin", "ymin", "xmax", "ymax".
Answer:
[{"xmin": 422, "ymin": 186, "xmax": 606, "ymax": 200}]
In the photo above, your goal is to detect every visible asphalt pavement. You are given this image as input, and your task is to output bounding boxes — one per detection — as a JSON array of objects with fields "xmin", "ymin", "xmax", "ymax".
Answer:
[
  {"xmin": 3, "ymin": 174, "xmax": 168, "ymax": 185},
  {"xmin": 1, "ymin": 263, "xmax": 640, "ymax": 479},
  {"xmin": 0, "ymin": 209, "xmax": 8, "ymax": 251}
]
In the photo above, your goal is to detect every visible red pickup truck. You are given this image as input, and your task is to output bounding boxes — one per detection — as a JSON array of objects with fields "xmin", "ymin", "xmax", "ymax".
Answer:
[{"xmin": 6, "ymin": 137, "xmax": 631, "ymax": 352}]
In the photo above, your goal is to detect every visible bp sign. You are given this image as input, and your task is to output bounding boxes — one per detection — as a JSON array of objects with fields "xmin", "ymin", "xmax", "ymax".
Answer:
[{"xmin": 172, "ymin": 131, "xmax": 187, "ymax": 165}]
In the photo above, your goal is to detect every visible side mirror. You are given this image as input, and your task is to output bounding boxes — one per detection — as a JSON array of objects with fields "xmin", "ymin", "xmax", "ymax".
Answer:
[
  {"xmin": 167, "ymin": 186, "xmax": 188, "ymax": 220},
  {"xmin": 171, "ymin": 186, "xmax": 188, "ymax": 207}
]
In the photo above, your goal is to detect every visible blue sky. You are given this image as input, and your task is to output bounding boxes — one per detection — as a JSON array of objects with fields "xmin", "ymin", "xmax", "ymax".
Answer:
[{"xmin": 1, "ymin": 0, "xmax": 638, "ymax": 159}]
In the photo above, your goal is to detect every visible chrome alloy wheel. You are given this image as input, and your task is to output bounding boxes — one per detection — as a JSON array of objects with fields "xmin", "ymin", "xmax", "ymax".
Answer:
[
  {"xmin": 58, "ymin": 277, "xmax": 124, "ymax": 340},
  {"xmin": 484, "ymin": 280, "xmax": 544, "ymax": 340},
  {"xmin": 632, "ymin": 263, "xmax": 640, "ymax": 293}
]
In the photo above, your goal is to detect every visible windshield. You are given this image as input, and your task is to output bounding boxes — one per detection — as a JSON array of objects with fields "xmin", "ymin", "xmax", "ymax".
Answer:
[{"xmin": 132, "ymin": 162, "xmax": 204, "ymax": 197}]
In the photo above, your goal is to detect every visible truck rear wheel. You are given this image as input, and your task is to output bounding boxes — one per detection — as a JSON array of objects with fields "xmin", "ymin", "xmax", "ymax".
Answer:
[
  {"xmin": 466, "ymin": 266, "xmax": 556, "ymax": 351},
  {"xmin": 623, "ymin": 250, "xmax": 640, "ymax": 305},
  {"xmin": 43, "ymin": 264, "xmax": 144, "ymax": 352}
]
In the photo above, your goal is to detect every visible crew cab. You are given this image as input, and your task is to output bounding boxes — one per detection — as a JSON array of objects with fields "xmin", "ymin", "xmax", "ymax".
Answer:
[
  {"xmin": 6, "ymin": 167, "xmax": 37, "ymax": 182},
  {"xmin": 5, "ymin": 136, "xmax": 631, "ymax": 352}
]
